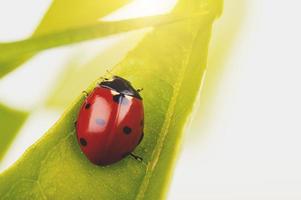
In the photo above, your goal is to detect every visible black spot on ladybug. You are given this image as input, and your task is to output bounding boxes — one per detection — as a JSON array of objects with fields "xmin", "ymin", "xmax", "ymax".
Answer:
[
  {"xmin": 138, "ymin": 132, "xmax": 144, "ymax": 145},
  {"xmin": 112, "ymin": 94, "xmax": 129, "ymax": 105},
  {"xmin": 80, "ymin": 138, "xmax": 87, "ymax": 146},
  {"xmin": 85, "ymin": 103, "xmax": 91, "ymax": 109},
  {"xmin": 123, "ymin": 126, "xmax": 132, "ymax": 135},
  {"xmin": 95, "ymin": 118, "xmax": 105, "ymax": 126}
]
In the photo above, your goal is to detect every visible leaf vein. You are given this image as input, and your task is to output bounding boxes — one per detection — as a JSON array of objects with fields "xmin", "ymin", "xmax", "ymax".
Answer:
[{"xmin": 135, "ymin": 23, "xmax": 200, "ymax": 199}]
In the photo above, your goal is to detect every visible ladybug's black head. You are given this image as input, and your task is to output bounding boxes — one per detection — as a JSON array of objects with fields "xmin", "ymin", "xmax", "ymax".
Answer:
[{"xmin": 100, "ymin": 76, "xmax": 142, "ymax": 100}]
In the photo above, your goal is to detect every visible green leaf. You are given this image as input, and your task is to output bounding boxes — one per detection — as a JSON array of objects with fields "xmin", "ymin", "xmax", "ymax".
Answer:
[
  {"xmin": 0, "ymin": 13, "xmax": 202, "ymax": 78},
  {"xmin": 34, "ymin": 0, "xmax": 131, "ymax": 35},
  {"xmin": 0, "ymin": 0, "xmax": 131, "ymax": 78},
  {"xmin": 0, "ymin": 0, "xmax": 222, "ymax": 199},
  {"xmin": 46, "ymin": 29, "xmax": 148, "ymax": 108},
  {"xmin": 0, "ymin": 104, "xmax": 28, "ymax": 161}
]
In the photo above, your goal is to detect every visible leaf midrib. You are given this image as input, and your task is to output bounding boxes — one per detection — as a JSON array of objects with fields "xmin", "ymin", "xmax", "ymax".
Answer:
[{"xmin": 134, "ymin": 20, "xmax": 201, "ymax": 200}]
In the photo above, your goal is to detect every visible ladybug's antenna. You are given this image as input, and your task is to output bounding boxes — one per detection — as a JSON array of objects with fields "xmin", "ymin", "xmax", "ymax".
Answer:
[
  {"xmin": 98, "ymin": 70, "xmax": 112, "ymax": 84},
  {"xmin": 106, "ymin": 69, "xmax": 114, "ymax": 77},
  {"xmin": 100, "ymin": 76, "xmax": 109, "ymax": 81}
]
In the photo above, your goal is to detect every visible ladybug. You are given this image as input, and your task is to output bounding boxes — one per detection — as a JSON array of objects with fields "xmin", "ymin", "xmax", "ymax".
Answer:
[{"xmin": 76, "ymin": 76, "xmax": 144, "ymax": 166}]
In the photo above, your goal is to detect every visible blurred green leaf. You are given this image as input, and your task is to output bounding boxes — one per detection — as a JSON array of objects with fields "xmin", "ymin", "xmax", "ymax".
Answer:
[
  {"xmin": 0, "ymin": 13, "xmax": 200, "ymax": 78},
  {"xmin": 46, "ymin": 29, "xmax": 148, "ymax": 108},
  {"xmin": 0, "ymin": 0, "xmax": 131, "ymax": 78},
  {"xmin": 190, "ymin": 0, "xmax": 245, "ymax": 143},
  {"xmin": 0, "ymin": 104, "xmax": 28, "ymax": 161},
  {"xmin": 0, "ymin": 0, "xmax": 222, "ymax": 199},
  {"xmin": 44, "ymin": 0, "xmax": 223, "ymax": 110},
  {"xmin": 34, "ymin": 0, "xmax": 131, "ymax": 35}
]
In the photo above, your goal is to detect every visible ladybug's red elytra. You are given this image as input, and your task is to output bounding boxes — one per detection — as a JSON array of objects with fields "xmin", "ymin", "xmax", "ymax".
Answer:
[{"xmin": 76, "ymin": 76, "xmax": 144, "ymax": 166}]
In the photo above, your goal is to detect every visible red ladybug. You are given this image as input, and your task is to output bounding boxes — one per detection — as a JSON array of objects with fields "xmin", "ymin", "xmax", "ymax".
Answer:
[{"xmin": 76, "ymin": 76, "xmax": 144, "ymax": 166}]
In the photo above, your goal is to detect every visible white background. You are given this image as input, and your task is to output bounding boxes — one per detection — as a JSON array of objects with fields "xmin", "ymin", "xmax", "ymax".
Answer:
[
  {"xmin": 1, "ymin": 0, "xmax": 301, "ymax": 199},
  {"xmin": 169, "ymin": 0, "xmax": 301, "ymax": 199}
]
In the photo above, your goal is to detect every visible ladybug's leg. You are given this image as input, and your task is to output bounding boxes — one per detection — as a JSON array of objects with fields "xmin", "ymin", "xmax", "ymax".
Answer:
[
  {"xmin": 138, "ymin": 132, "xmax": 144, "ymax": 145},
  {"xmin": 137, "ymin": 88, "xmax": 143, "ymax": 93},
  {"xmin": 82, "ymin": 91, "xmax": 90, "ymax": 108},
  {"xmin": 130, "ymin": 153, "xmax": 143, "ymax": 162},
  {"xmin": 106, "ymin": 69, "xmax": 113, "ymax": 76},
  {"xmin": 82, "ymin": 91, "xmax": 89, "ymax": 97}
]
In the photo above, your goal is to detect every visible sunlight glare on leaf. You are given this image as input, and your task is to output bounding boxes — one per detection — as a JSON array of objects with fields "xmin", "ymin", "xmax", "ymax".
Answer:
[
  {"xmin": 0, "ymin": 108, "xmax": 60, "ymax": 172},
  {"xmin": 0, "ymin": 0, "xmax": 51, "ymax": 42},
  {"xmin": 0, "ymin": 48, "xmax": 72, "ymax": 110},
  {"xmin": 102, "ymin": 0, "xmax": 177, "ymax": 21}
]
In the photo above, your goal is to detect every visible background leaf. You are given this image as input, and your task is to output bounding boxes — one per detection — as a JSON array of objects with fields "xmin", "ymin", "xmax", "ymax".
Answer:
[
  {"xmin": 0, "ymin": 0, "xmax": 222, "ymax": 199},
  {"xmin": 0, "ymin": 13, "xmax": 198, "ymax": 78},
  {"xmin": 46, "ymin": 28, "xmax": 148, "ymax": 108},
  {"xmin": 0, "ymin": 104, "xmax": 28, "ymax": 161},
  {"xmin": 34, "ymin": 0, "xmax": 131, "ymax": 35},
  {"xmin": 0, "ymin": 0, "xmax": 131, "ymax": 78}
]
